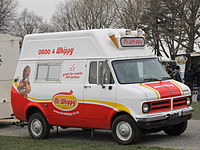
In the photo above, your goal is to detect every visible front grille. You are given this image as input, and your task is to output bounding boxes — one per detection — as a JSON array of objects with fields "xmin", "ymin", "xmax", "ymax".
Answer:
[
  {"xmin": 144, "ymin": 96, "xmax": 190, "ymax": 114},
  {"xmin": 150, "ymin": 99, "xmax": 171, "ymax": 113},
  {"xmin": 173, "ymin": 97, "xmax": 187, "ymax": 109}
]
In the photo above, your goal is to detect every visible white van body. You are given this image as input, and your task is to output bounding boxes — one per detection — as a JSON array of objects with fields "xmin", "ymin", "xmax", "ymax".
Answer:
[
  {"xmin": 0, "ymin": 34, "xmax": 20, "ymax": 119},
  {"xmin": 11, "ymin": 29, "xmax": 193, "ymax": 144}
]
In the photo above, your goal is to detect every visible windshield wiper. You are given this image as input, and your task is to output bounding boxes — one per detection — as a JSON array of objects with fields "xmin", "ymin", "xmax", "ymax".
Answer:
[
  {"xmin": 161, "ymin": 77, "xmax": 172, "ymax": 80},
  {"xmin": 143, "ymin": 78, "xmax": 161, "ymax": 82}
]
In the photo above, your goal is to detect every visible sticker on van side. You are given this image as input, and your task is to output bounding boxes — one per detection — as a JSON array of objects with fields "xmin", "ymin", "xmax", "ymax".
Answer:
[
  {"xmin": 52, "ymin": 90, "xmax": 79, "ymax": 111},
  {"xmin": 17, "ymin": 66, "xmax": 31, "ymax": 98}
]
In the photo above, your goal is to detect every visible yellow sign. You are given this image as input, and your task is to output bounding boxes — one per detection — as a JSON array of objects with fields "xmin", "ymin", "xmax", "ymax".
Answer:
[
  {"xmin": 175, "ymin": 56, "xmax": 188, "ymax": 65},
  {"xmin": 52, "ymin": 91, "xmax": 78, "ymax": 111}
]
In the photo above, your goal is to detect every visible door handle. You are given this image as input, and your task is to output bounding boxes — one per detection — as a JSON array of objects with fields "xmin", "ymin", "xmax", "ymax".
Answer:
[
  {"xmin": 108, "ymin": 86, "xmax": 112, "ymax": 90},
  {"xmin": 84, "ymin": 85, "xmax": 91, "ymax": 88}
]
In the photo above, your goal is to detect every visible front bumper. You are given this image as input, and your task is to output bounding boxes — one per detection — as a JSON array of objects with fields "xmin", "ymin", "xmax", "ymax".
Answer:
[{"xmin": 136, "ymin": 107, "xmax": 194, "ymax": 129}]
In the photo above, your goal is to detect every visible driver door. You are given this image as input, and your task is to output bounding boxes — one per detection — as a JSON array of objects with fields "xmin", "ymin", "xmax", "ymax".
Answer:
[{"xmin": 83, "ymin": 60, "xmax": 117, "ymax": 128}]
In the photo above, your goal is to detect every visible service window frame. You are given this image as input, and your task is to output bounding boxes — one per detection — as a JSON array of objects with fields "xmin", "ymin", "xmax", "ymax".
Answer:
[{"xmin": 35, "ymin": 63, "xmax": 61, "ymax": 82}]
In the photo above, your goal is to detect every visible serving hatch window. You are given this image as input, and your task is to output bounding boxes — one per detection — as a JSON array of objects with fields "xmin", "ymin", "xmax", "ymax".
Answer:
[{"xmin": 36, "ymin": 64, "xmax": 61, "ymax": 81}]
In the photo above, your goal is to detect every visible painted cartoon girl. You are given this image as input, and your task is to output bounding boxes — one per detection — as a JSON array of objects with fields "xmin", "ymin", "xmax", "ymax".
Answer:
[{"xmin": 17, "ymin": 66, "xmax": 31, "ymax": 98}]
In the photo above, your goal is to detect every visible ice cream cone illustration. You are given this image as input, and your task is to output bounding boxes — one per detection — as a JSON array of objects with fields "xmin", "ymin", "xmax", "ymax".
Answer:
[{"xmin": 109, "ymin": 33, "xmax": 119, "ymax": 48}]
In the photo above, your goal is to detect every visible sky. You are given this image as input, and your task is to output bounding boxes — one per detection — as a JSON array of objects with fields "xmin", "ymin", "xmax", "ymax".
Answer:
[{"xmin": 17, "ymin": 0, "xmax": 65, "ymax": 21}]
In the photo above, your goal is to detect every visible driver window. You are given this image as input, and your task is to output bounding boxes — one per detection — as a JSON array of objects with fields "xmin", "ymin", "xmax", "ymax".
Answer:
[
  {"xmin": 89, "ymin": 62, "xmax": 97, "ymax": 84},
  {"xmin": 89, "ymin": 61, "xmax": 114, "ymax": 85},
  {"xmin": 99, "ymin": 61, "xmax": 114, "ymax": 84}
]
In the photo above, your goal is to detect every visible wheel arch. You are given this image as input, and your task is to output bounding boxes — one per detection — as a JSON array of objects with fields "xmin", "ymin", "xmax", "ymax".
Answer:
[
  {"xmin": 110, "ymin": 111, "xmax": 135, "ymax": 128},
  {"xmin": 26, "ymin": 105, "xmax": 46, "ymax": 121}
]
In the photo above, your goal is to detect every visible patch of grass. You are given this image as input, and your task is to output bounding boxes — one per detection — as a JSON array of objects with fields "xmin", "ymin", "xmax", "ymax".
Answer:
[
  {"xmin": 192, "ymin": 102, "xmax": 200, "ymax": 120},
  {"xmin": 0, "ymin": 136, "xmax": 175, "ymax": 150}
]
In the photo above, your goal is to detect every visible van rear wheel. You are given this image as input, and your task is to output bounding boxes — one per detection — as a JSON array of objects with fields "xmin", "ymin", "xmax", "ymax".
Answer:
[
  {"xmin": 112, "ymin": 115, "xmax": 141, "ymax": 145},
  {"xmin": 163, "ymin": 121, "xmax": 187, "ymax": 136},
  {"xmin": 28, "ymin": 113, "xmax": 50, "ymax": 139}
]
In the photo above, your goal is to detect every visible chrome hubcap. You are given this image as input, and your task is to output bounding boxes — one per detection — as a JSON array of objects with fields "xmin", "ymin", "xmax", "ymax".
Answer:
[
  {"xmin": 31, "ymin": 119, "xmax": 42, "ymax": 137},
  {"xmin": 116, "ymin": 121, "xmax": 132, "ymax": 141}
]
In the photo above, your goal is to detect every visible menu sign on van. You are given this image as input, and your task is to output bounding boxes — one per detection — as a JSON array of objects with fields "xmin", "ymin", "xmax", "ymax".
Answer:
[{"xmin": 120, "ymin": 37, "xmax": 145, "ymax": 47}]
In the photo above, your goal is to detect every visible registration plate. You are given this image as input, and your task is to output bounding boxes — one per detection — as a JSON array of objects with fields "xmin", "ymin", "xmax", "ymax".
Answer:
[{"xmin": 168, "ymin": 113, "xmax": 179, "ymax": 119}]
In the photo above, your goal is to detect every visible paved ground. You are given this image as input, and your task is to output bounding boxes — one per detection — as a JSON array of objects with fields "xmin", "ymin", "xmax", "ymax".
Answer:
[
  {"xmin": 0, "ymin": 120, "xmax": 200, "ymax": 150},
  {"xmin": 141, "ymin": 120, "xmax": 200, "ymax": 150}
]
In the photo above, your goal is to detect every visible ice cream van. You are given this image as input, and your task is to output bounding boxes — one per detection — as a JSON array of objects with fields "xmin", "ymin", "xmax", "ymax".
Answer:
[{"xmin": 11, "ymin": 29, "xmax": 193, "ymax": 145}]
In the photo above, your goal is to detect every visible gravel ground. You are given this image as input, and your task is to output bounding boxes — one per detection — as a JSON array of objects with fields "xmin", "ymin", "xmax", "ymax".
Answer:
[{"xmin": 0, "ymin": 119, "xmax": 199, "ymax": 150}]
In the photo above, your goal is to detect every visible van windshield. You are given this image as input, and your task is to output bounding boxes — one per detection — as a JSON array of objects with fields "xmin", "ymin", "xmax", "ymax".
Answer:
[{"xmin": 112, "ymin": 58, "xmax": 171, "ymax": 84}]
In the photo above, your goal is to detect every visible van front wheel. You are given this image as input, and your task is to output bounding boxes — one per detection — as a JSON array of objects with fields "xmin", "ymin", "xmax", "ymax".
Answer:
[
  {"xmin": 112, "ymin": 115, "xmax": 141, "ymax": 145},
  {"xmin": 28, "ymin": 113, "xmax": 50, "ymax": 139}
]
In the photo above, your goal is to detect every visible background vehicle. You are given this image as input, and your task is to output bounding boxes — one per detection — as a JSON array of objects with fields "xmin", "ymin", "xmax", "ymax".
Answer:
[{"xmin": 0, "ymin": 34, "xmax": 20, "ymax": 119}]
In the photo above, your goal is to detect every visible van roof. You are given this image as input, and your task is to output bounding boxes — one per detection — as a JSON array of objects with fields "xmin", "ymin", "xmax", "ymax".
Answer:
[{"xmin": 20, "ymin": 29, "xmax": 155, "ymax": 61}]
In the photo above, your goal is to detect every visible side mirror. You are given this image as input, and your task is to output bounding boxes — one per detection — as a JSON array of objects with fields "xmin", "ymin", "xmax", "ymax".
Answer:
[
  {"xmin": 14, "ymin": 78, "xmax": 19, "ymax": 82},
  {"xmin": 98, "ymin": 61, "xmax": 105, "ymax": 87},
  {"xmin": 100, "ymin": 72, "xmax": 107, "ymax": 88},
  {"xmin": 98, "ymin": 60, "xmax": 113, "ymax": 88}
]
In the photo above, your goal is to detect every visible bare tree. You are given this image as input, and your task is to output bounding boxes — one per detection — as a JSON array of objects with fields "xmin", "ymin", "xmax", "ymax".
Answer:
[
  {"xmin": 52, "ymin": 0, "xmax": 116, "ymax": 31},
  {"xmin": 39, "ymin": 21, "xmax": 55, "ymax": 33},
  {"xmin": 51, "ymin": 1, "xmax": 73, "ymax": 31},
  {"xmin": 141, "ymin": 0, "xmax": 200, "ymax": 58},
  {"xmin": 159, "ymin": 0, "xmax": 200, "ymax": 56},
  {"xmin": 141, "ymin": 0, "xmax": 169, "ymax": 56},
  {"xmin": 113, "ymin": 0, "xmax": 146, "ymax": 30},
  {"xmin": 11, "ymin": 8, "xmax": 43, "ymax": 39},
  {"xmin": 177, "ymin": 0, "xmax": 200, "ymax": 54},
  {"xmin": 0, "ymin": 0, "xmax": 18, "ymax": 33},
  {"xmin": 157, "ymin": 0, "xmax": 186, "ymax": 58}
]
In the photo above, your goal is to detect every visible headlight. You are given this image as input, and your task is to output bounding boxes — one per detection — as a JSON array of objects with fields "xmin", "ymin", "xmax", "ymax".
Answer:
[
  {"xmin": 142, "ymin": 103, "xmax": 151, "ymax": 113},
  {"xmin": 186, "ymin": 97, "xmax": 192, "ymax": 106}
]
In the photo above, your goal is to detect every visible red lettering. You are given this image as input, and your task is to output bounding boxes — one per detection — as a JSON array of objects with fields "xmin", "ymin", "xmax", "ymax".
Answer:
[
  {"xmin": 54, "ymin": 97, "xmax": 76, "ymax": 107},
  {"xmin": 54, "ymin": 98, "xmax": 60, "ymax": 104},
  {"xmin": 38, "ymin": 47, "xmax": 74, "ymax": 56},
  {"xmin": 56, "ymin": 47, "xmax": 63, "ymax": 54},
  {"xmin": 60, "ymin": 98, "xmax": 67, "ymax": 104},
  {"xmin": 38, "ymin": 49, "xmax": 51, "ymax": 55},
  {"xmin": 124, "ymin": 39, "xmax": 128, "ymax": 44}
]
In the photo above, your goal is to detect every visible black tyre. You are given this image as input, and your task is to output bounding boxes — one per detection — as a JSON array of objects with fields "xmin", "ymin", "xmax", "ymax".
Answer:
[
  {"xmin": 60, "ymin": 126, "xmax": 68, "ymax": 129},
  {"xmin": 28, "ymin": 113, "xmax": 50, "ymax": 139},
  {"xmin": 82, "ymin": 128, "xmax": 92, "ymax": 132},
  {"xmin": 163, "ymin": 121, "xmax": 187, "ymax": 136},
  {"xmin": 112, "ymin": 115, "xmax": 141, "ymax": 145}
]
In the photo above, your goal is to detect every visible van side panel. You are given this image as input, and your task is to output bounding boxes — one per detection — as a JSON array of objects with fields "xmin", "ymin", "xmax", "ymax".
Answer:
[{"xmin": 12, "ymin": 60, "xmax": 89, "ymax": 127}]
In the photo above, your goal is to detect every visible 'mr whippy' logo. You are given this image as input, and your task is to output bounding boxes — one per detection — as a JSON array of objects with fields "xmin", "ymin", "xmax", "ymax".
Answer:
[{"xmin": 52, "ymin": 90, "xmax": 78, "ymax": 111}]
